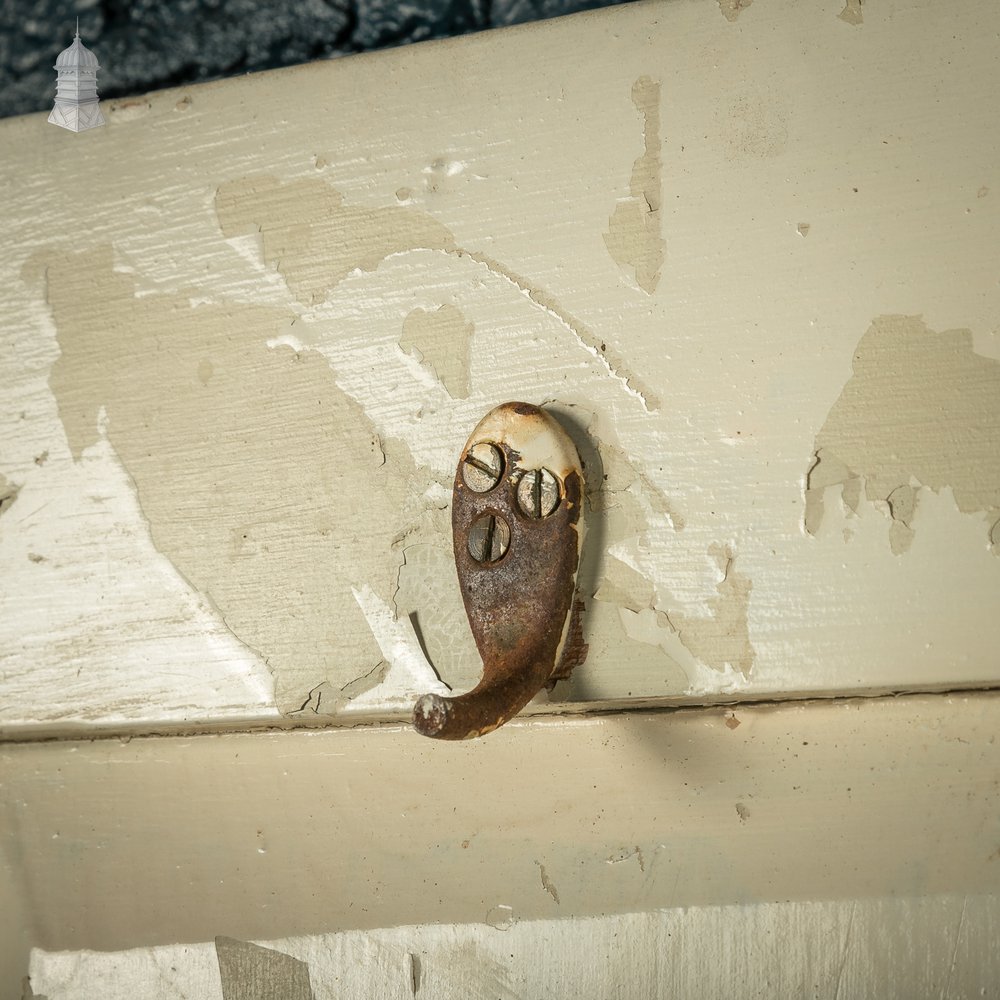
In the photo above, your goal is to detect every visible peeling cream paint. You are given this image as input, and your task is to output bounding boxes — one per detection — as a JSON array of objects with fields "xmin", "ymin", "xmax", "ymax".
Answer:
[
  {"xmin": 399, "ymin": 304, "xmax": 474, "ymax": 400},
  {"xmin": 886, "ymin": 484, "xmax": 919, "ymax": 555},
  {"xmin": 606, "ymin": 846, "xmax": 645, "ymax": 872},
  {"xmin": 0, "ymin": 416, "xmax": 278, "ymax": 726},
  {"xmin": 451, "ymin": 248, "xmax": 660, "ymax": 411},
  {"xmin": 603, "ymin": 76, "xmax": 664, "ymax": 296},
  {"xmin": 28, "ymin": 171, "xmax": 678, "ymax": 716},
  {"xmin": 216, "ymin": 175, "xmax": 659, "ymax": 411},
  {"xmin": 618, "ymin": 606, "xmax": 678, "ymax": 654},
  {"xmin": 568, "ymin": 599, "xmax": 688, "ymax": 698},
  {"xmin": 215, "ymin": 175, "xmax": 456, "ymax": 305},
  {"xmin": 838, "ymin": 0, "xmax": 864, "ymax": 26},
  {"xmin": 593, "ymin": 556, "xmax": 655, "ymax": 613},
  {"xmin": 804, "ymin": 316, "xmax": 1000, "ymax": 553},
  {"xmin": 393, "ymin": 543, "xmax": 481, "ymax": 693},
  {"xmin": 670, "ymin": 544, "xmax": 755, "ymax": 678},
  {"xmin": 718, "ymin": 0, "xmax": 753, "ymax": 21},
  {"xmin": 546, "ymin": 403, "xmax": 751, "ymax": 683},
  {"xmin": 436, "ymin": 943, "xmax": 513, "ymax": 999},
  {"xmin": 32, "ymin": 246, "xmax": 436, "ymax": 714},
  {"xmin": 348, "ymin": 584, "xmax": 451, "ymax": 714}
]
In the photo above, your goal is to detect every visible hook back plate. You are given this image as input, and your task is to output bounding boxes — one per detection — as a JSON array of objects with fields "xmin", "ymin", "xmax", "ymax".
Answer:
[{"xmin": 413, "ymin": 401, "xmax": 587, "ymax": 740}]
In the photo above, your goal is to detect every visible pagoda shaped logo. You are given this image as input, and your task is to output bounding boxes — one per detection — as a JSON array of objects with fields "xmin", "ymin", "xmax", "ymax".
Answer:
[{"xmin": 49, "ymin": 20, "xmax": 106, "ymax": 132}]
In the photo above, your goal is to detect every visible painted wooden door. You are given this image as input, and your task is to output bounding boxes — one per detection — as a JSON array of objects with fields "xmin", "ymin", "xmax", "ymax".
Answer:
[{"xmin": 2, "ymin": 0, "xmax": 999, "ymax": 996}]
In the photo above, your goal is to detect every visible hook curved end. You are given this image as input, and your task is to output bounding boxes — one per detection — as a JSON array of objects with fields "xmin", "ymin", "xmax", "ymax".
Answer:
[
  {"xmin": 412, "ymin": 401, "xmax": 587, "ymax": 741},
  {"xmin": 413, "ymin": 692, "xmax": 450, "ymax": 738}
]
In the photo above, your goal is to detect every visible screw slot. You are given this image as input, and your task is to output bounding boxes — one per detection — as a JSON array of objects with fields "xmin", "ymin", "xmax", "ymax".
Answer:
[
  {"xmin": 467, "ymin": 513, "xmax": 511, "ymax": 563},
  {"xmin": 462, "ymin": 442, "xmax": 504, "ymax": 493},
  {"xmin": 516, "ymin": 468, "xmax": 560, "ymax": 518}
]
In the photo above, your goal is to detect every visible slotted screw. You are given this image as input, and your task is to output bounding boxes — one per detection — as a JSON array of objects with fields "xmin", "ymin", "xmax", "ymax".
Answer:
[
  {"xmin": 467, "ymin": 513, "xmax": 511, "ymax": 563},
  {"xmin": 462, "ymin": 442, "xmax": 504, "ymax": 493},
  {"xmin": 516, "ymin": 468, "xmax": 560, "ymax": 518}
]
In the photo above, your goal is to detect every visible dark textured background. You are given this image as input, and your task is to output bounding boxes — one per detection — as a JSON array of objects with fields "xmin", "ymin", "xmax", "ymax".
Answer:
[{"xmin": 0, "ymin": 0, "xmax": 631, "ymax": 120}]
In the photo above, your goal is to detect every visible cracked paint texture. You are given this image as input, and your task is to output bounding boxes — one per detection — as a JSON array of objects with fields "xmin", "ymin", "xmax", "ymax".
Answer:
[
  {"xmin": 24, "ymin": 173, "xmax": 737, "ymax": 717},
  {"xmin": 216, "ymin": 174, "xmax": 457, "ymax": 305},
  {"xmin": 669, "ymin": 544, "xmax": 754, "ymax": 678},
  {"xmin": 216, "ymin": 173, "xmax": 660, "ymax": 410},
  {"xmin": 32, "ymin": 246, "xmax": 434, "ymax": 714},
  {"xmin": 541, "ymin": 403, "xmax": 752, "ymax": 687},
  {"xmin": 805, "ymin": 316, "xmax": 1000, "ymax": 554}
]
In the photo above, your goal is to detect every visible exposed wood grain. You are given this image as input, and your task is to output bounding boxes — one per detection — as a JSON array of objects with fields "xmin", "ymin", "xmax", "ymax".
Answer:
[{"xmin": 1, "ymin": 0, "xmax": 999, "ymax": 733}]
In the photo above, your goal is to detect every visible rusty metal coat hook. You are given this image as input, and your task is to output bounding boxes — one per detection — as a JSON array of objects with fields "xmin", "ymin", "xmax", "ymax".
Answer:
[{"xmin": 413, "ymin": 402, "xmax": 587, "ymax": 740}]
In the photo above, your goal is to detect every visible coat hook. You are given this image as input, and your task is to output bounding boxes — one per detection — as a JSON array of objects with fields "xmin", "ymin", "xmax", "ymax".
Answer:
[{"xmin": 413, "ymin": 401, "xmax": 588, "ymax": 740}]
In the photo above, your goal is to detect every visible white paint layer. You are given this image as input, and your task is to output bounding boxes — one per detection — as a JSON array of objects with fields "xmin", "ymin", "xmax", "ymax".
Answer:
[{"xmin": 28, "ymin": 894, "xmax": 1000, "ymax": 1000}]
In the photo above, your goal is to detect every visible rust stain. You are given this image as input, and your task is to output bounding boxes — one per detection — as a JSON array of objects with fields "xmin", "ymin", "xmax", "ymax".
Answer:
[
  {"xmin": 671, "ymin": 544, "xmax": 755, "ymax": 677},
  {"xmin": 838, "ymin": 0, "xmax": 864, "ymax": 26}
]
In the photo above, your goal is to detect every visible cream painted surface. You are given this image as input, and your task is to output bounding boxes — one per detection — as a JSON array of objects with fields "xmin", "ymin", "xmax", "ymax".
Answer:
[
  {"xmin": 27, "ymin": 894, "xmax": 1000, "ymax": 1000},
  {"xmin": 2, "ymin": 693, "xmax": 999, "ymax": 993},
  {"xmin": 1, "ymin": 0, "xmax": 999, "ymax": 732}
]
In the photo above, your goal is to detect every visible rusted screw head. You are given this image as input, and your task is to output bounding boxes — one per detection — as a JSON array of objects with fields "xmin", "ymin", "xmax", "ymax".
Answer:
[
  {"xmin": 467, "ymin": 512, "xmax": 511, "ymax": 563},
  {"xmin": 516, "ymin": 468, "xmax": 560, "ymax": 518},
  {"xmin": 462, "ymin": 442, "xmax": 504, "ymax": 493}
]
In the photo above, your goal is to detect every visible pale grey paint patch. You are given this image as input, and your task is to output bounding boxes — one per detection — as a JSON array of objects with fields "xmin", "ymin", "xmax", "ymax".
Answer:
[
  {"xmin": 215, "ymin": 175, "xmax": 456, "ymax": 305},
  {"xmin": 603, "ymin": 76, "xmax": 664, "ymax": 295},
  {"xmin": 805, "ymin": 316, "xmax": 1000, "ymax": 552},
  {"xmin": 399, "ymin": 304, "xmax": 473, "ymax": 400},
  {"xmin": 216, "ymin": 936, "xmax": 314, "ymax": 1000}
]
